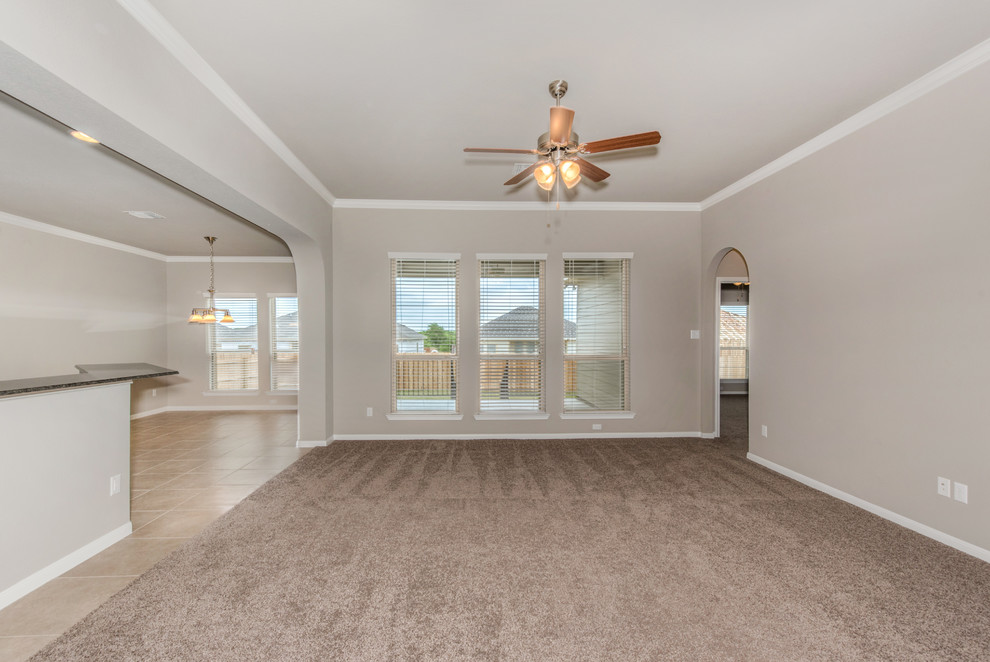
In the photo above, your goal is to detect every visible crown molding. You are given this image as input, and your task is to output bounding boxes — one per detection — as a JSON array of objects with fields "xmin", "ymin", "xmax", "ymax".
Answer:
[
  {"xmin": 115, "ymin": 0, "xmax": 337, "ymax": 208},
  {"xmin": 701, "ymin": 36, "xmax": 990, "ymax": 210},
  {"xmin": 0, "ymin": 210, "xmax": 167, "ymax": 260},
  {"xmin": 333, "ymin": 199, "xmax": 701, "ymax": 212},
  {"xmin": 0, "ymin": 211, "xmax": 292, "ymax": 263},
  {"xmin": 166, "ymin": 255, "xmax": 294, "ymax": 263}
]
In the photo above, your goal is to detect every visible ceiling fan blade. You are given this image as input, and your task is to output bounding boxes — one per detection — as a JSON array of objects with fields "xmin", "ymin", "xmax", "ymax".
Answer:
[
  {"xmin": 504, "ymin": 162, "xmax": 539, "ymax": 186},
  {"xmin": 549, "ymin": 106, "xmax": 575, "ymax": 144},
  {"xmin": 464, "ymin": 147, "xmax": 539, "ymax": 154},
  {"xmin": 580, "ymin": 131, "xmax": 661, "ymax": 154},
  {"xmin": 573, "ymin": 157, "xmax": 610, "ymax": 182}
]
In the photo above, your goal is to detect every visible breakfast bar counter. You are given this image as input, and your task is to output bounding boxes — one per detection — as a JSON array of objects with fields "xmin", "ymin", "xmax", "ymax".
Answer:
[{"xmin": 0, "ymin": 362, "xmax": 177, "ymax": 610}]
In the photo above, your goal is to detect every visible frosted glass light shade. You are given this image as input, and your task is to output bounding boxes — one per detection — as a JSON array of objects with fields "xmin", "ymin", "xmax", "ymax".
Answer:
[
  {"xmin": 534, "ymin": 162, "xmax": 556, "ymax": 191},
  {"xmin": 559, "ymin": 160, "xmax": 581, "ymax": 189}
]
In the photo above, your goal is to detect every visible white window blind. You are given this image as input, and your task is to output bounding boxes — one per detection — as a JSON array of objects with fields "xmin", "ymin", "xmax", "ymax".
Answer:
[
  {"xmin": 479, "ymin": 258, "xmax": 545, "ymax": 412},
  {"xmin": 208, "ymin": 297, "xmax": 258, "ymax": 391},
  {"xmin": 719, "ymin": 304, "xmax": 748, "ymax": 380},
  {"xmin": 563, "ymin": 258, "xmax": 630, "ymax": 412},
  {"xmin": 270, "ymin": 296, "xmax": 299, "ymax": 391},
  {"xmin": 391, "ymin": 258, "xmax": 459, "ymax": 413}
]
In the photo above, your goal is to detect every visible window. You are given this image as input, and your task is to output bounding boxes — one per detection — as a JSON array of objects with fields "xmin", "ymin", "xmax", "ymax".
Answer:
[
  {"xmin": 563, "ymin": 256, "xmax": 630, "ymax": 412},
  {"xmin": 208, "ymin": 297, "xmax": 258, "ymax": 390},
  {"xmin": 391, "ymin": 256, "xmax": 459, "ymax": 413},
  {"xmin": 479, "ymin": 257, "xmax": 545, "ymax": 413},
  {"xmin": 719, "ymin": 283, "xmax": 749, "ymax": 382},
  {"xmin": 270, "ymin": 296, "xmax": 299, "ymax": 391}
]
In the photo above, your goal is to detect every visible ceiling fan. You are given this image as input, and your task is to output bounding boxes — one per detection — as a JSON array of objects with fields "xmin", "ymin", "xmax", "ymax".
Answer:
[{"xmin": 464, "ymin": 80, "xmax": 661, "ymax": 191}]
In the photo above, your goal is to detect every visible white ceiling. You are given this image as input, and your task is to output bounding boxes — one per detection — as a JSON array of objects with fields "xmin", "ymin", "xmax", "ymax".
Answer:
[
  {"xmin": 2, "ymin": 1, "xmax": 990, "ymax": 255},
  {"xmin": 150, "ymin": 0, "xmax": 990, "ymax": 203},
  {"xmin": 0, "ymin": 92, "xmax": 290, "ymax": 257}
]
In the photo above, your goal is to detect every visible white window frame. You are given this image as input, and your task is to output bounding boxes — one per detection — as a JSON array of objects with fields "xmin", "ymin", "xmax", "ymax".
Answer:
[
  {"xmin": 475, "ymin": 253, "xmax": 549, "ymax": 421},
  {"xmin": 268, "ymin": 293, "xmax": 299, "ymax": 394},
  {"xmin": 387, "ymin": 253, "xmax": 463, "ymax": 420},
  {"xmin": 560, "ymin": 254, "xmax": 635, "ymax": 419},
  {"xmin": 717, "ymin": 278, "xmax": 749, "ymax": 394}
]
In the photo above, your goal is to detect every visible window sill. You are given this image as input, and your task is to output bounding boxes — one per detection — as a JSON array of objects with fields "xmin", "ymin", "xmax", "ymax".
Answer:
[
  {"xmin": 265, "ymin": 390, "xmax": 298, "ymax": 396},
  {"xmin": 386, "ymin": 413, "xmax": 464, "ymax": 421},
  {"xmin": 474, "ymin": 412, "xmax": 550, "ymax": 421},
  {"xmin": 559, "ymin": 412, "xmax": 636, "ymax": 420},
  {"xmin": 202, "ymin": 390, "xmax": 260, "ymax": 397}
]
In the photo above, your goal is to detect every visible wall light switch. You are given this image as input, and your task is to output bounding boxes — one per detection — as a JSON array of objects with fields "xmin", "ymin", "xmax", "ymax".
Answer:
[
  {"xmin": 937, "ymin": 477, "xmax": 951, "ymax": 497},
  {"xmin": 690, "ymin": 330, "xmax": 700, "ymax": 339},
  {"xmin": 152, "ymin": 389, "xmax": 157, "ymax": 397},
  {"xmin": 366, "ymin": 407, "xmax": 373, "ymax": 417},
  {"xmin": 761, "ymin": 425, "xmax": 768, "ymax": 438},
  {"xmin": 110, "ymin": 474, "xmax": 121, "ymax": 496},
  {"xmin": 954, "ymin": 482, "xmax": 968, "ymax": 504}
]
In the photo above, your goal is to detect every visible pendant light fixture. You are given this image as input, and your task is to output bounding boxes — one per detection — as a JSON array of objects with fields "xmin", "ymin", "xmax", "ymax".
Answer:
[{"xmin": 187, "ymin": 236, "xmax": 235, "ymax": 324}]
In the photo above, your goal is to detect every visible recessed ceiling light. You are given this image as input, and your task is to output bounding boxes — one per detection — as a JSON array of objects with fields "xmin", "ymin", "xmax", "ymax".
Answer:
[
  {"xmin": 123, "ymin": 211, "xmax": 165, "ymax": 219},
  {"xmin": 69, "ymin": 130, "xmax": 100, "ymax": 144}
]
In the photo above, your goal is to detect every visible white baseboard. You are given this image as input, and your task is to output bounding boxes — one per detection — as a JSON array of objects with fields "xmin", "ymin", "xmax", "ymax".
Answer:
[
  {"xmin": 130, "ymin": 406, "xmax": 169, "ymax": 420},
  {"xmin": 0, "ymin": 522, "xmax": 132, "ymax": 612},
  {"xmin": 296, "ymin": 438, "xmax": 332, "ymax": 448},
  {"xmin": 747, "ymin": 453, "xmax": 990, "ymax": 564},
  {"xmin": 131, "ymin": 405, "xmax": 298, "ymax": 420},
  {"xmin": 166, "ymin": 404, "xmax": 298, "ymax": 412},
  {"xmin": 331, "ymin": 431, "xmax": 705, "ymax": 441}
]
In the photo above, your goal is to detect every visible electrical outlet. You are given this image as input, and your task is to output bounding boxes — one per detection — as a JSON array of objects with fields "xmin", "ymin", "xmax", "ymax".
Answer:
[
  {"xmin": 690, "ymin": 330, "xmax": 700, "ymax": 339},
  {"xmin": 592, "ymin": 423, "xmax": 602, "ymax": 431},
  {"xmin": 151, "ymin": 388, "xmax": 157, "ymax": 397},
  {"xmin": 109, "ymin": 474, "xmax": 121, "ymax": 496},
  {"xmin": 937, "ymin": 476, "xmax": 951, "ymax": 497},
  {"xmin": 954, "ymin": 482, "xmax": 968, "ymax": 504},
  {"xmin": 761, "ymin": 425, "xmax": 768, "ymax": 438},
  {"xmin": 366, "ymin": 407, "xmax": 373, "ymax": 417}
]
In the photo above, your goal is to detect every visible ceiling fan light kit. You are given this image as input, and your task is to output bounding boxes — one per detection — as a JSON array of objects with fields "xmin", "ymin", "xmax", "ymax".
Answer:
[{"xmin": 464, "ymin": 79, "xmax": 660, "ymax": 194}]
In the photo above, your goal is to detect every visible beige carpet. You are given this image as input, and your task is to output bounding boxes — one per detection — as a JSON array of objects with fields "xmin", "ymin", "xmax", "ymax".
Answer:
[{"xmin": 32, "ymin": 413, "xmax": 990, "ymax": 660}]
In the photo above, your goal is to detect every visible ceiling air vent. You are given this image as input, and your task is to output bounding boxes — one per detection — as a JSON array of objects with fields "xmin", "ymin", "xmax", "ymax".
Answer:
[
  {"xmin": 123, "ymin": 211, "xmax": 165, "ymax": 219},
  {"xmin": 511, "ymin": 163, "xmax": 531, "ymax": 176}
]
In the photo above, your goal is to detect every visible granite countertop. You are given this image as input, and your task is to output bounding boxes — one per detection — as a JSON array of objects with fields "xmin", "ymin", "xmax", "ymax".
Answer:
[{"xmin": 0, "ymin": 363, "xmax": 177, "ymax": 398}]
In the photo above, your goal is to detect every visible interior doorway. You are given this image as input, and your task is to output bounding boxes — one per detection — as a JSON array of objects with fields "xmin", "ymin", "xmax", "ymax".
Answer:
[{"xmin": 713, "ymin": 250, "xmax": 749, "ymax": 450}]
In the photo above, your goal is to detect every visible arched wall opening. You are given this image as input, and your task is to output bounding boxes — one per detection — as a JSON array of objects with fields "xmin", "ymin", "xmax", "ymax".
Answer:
[
  {"xmin": 706, "ymin": 248, "xmax": 750, "ymax": 441},
  {"xmin": 0, "ymin": 39, "xmax": 334, "ymax": 446}
]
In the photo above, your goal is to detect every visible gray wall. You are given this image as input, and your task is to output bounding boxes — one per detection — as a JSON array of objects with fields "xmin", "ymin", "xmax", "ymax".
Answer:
[
  {"xmin": 332, "ymin": 208, "xmax": 702, "ymax": 437},
  {"xmin": 701, "ymin": 61, "xmax": 990, "ymax": 550},
  {"xmin": 0, "ymin": 221, "xmax": 167, "ymax": 414},
  {"xmin": 165, "ymin": 261, "xmax": 297, "ymax": 409}
]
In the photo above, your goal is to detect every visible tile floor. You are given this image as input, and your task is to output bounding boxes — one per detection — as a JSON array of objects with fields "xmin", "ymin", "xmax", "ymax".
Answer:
[{"xmin": 0, "ymin": 410, "xmax": 308, "ymax": 662}]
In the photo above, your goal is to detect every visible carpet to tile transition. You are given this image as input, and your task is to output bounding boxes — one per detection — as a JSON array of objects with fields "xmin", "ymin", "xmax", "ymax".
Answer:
[{"xmin": 32, "ymin": 433, "xmax": 990, "ymax": 660}]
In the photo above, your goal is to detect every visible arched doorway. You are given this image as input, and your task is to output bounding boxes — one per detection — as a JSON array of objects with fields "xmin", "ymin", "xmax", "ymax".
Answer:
[{"xmin": 711, "ymin": 249, "xmax": 750, "ymax": 451}]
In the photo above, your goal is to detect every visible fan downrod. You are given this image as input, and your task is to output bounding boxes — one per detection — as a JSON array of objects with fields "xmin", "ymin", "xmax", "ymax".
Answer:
[{"xmin": 548, "ymin": 80, "xmax": 568, "ymax": 101}]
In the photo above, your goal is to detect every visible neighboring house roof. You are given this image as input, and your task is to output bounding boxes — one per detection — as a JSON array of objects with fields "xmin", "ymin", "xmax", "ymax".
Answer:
[
  {"xmin": 395, "ymin": 323, "xmax": 424, "ymax": 342},
  {"xmin": 720, "ymin": 309, "xmax": 747, "ymax": 344},
  {"xmin": 480, "ymin": 306, "xmax": 576, "ymax": 340},
  {"xmin": 213, "ymin": 310, "xmax": 296, "ymax": 341}
]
